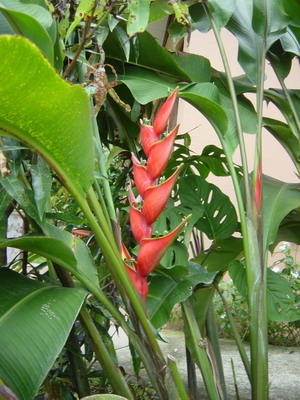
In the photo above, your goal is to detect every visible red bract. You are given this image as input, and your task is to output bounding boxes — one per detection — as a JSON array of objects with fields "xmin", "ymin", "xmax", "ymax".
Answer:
[
  {"xmin": 126, "ymin": 264, "xmax": 148, "ymax": 300},
  {"xmin": 143, "ymin": 164, "xmax": 183, "ymax": 225},
  {"xmin": 153, "ymin": 88, "xmax": 179, "ymax": 135},
  {"xmin": 140, "ymin": 124, "xmax": 158, "ymax": 156},
  {"xmin": 137, "ymin": 218, "xmax": 188, "ymax": 276},
  {"xmin": 132, "ymin": 154, "xmax": 155, "ymax": 198},
  {"xmin": 130, "ymin": 204, "xmax": 152, "ymax": 244},
  {"xmin": 147, "ymin": 125, "xmax": 179, "ymax": 179}
]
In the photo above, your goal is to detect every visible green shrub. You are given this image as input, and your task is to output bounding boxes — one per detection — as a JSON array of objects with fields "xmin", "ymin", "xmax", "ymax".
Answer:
[{"xmin": 214, "ymin": 244, "xmax": 300, "ymax": 347}]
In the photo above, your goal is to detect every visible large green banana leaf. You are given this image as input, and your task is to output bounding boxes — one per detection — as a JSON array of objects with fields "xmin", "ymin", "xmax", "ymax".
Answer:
[
  {"xmin": 0, "ymin": 35, "xmax": 94, "ymax": 199},
  {"xmin": 0, "ymin": 268, "xmax": 86, "ymax": 400}
]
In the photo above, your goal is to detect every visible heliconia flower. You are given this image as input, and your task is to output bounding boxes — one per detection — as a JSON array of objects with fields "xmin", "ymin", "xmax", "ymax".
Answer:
[
  {"xmin": 147, "ymin": 125, "xmax": 179, "ymax": 179},
  {"xmin": 255, "ymin": 161, "xmax": 262, "ymax": 211},
  {"xmin": 140, "ymin": 124, "xmax": 158, "ymax": 157},
  {"xmin": 125, "ymin": 264, "xmax": 149, "ymax": 300},
  {"xmin": 132, "ymin": 154, "xmax": 155, "ymax": 198},
  {"xmin": 123, "ymin": 88, "xmax": 184, "ymax": 301},
  {"xmin": 130, "ymin": 204, "xmax": 153, "ymax": 244},
  {"xmin": 153, "ymin": 87, "xmax": 179, "ymax": 136},
  {"xmin": 142, "ymin": 164, "xmax": 183, "ymax": 225},
  {"xmin": 136, "ymin": 217, "xmax": 189, "ymax": 276}
]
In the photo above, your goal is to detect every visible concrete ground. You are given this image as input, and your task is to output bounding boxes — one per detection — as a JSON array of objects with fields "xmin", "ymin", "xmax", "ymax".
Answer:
[{"xmin": 112, "ymin": 328, "xmax": 300, "ymax": 399}]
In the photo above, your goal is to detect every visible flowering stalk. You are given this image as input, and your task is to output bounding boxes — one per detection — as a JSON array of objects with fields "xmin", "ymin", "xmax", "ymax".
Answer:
[{"xmin": 122, "ymin": 88, "xmax": 188, "ymax": 300}]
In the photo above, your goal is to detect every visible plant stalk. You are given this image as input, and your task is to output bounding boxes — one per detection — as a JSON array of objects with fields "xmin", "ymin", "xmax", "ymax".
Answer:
[
  {"xmin": 84, "ymin": 188, "xmax": 164, "ymax": 357},
  {"xmin": 204, "ymin": 4, "xmax": 252, "ymax": 212},
  {"xmin": 251, "ymin": 5, "xmax": 269, "ymax": 396},
  {"xmin": 167, "ymin": 355, "xmax": 190, "ymax": 400},
  {"xmin": 182, "ymin": 301, "xmax": 220, "ymax": 400},
  {"xmin": 66, "ymin": 326, "xmax": 91, "ymax": 397},
  {"xmin": 272, "ymin": 65, "xmax": 300, "ymax": 136},
  {"xmin": 205, "ymin": 303, "xmax": 227, "ymax": 400},
  {"xmin": 215, "ymin": 284, "xmax": 251, "ymax": 380},
  {"xmin": 91, "ymin": 109, "xmax": 117, "ymax": 223},
  {"xmin": 79, "ymin": 307, "xmax": 134, "ymax": 399},
  {"xmin": 186, "ymin": 346, "xmax": 198, "ymax": 400}
]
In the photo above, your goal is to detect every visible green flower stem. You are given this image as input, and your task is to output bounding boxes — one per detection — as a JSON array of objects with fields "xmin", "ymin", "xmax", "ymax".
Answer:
[
  {"xmin": 252, "ymin": 38, "xmax": 265, "ymax": 216},
  {"xmin": 205, "ymin": 2, "xmax": 270, "ymax": 395},
  {"xmin": 272, "ymin": 66, "xmax": 300, "ymax": 137},
  {"xmin": 167, "ymin": 355, "xmax": 190, "ymax": 400},
  {"xmin": 215, "ymin": 284, "xmax": 251, "ymax": 380},
  {"xmin": 231, "ymin": 359, "xmax": 241, "ymax": 400},
  {"xmin": 182, "ymin": 301, "xmax": 220, "ymax": 400},
  {"xmin": 205, "ymin": 4, "xmax": 252, "ymax": 212},
  {"xmin": 91, "ymin": 108, "xmax": 117, "ymax": 223},
  {"xmin": 94, "ymin": 178, "xmax": 111, "ymax": 226},
  {"xmin": 205, "ymin": 303, "xmax": 227, "ymax": 399},
  {"xmin": 251, "ymin": 6, "xmax": 269, "ymax": 397},
  {"xmin": 186, "ymin": 346, "xmax": 199, "ymax": 400},
  {"xmin": 54, "ymin": 256, "xmax": 169, "ymax": 399},
  {"xmin": 79, "ymin": 306, "xmax": 134, "ymax": 399},
  {"xmin": 66, "ymin": 325, "xmax": 91, "ymax": 397},
  {"xmin": 80, "ymin": 190, "xmax": 165, "ymax": 358},
  {"xmin": 87, "ymin": 187, "xmax": 120, "ymax": 258}
]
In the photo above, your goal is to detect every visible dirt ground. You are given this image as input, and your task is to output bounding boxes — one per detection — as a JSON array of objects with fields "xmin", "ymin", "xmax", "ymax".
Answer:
[{"xmin": 112, "ymin": 328, "xmax": 300, "ymax": 399}]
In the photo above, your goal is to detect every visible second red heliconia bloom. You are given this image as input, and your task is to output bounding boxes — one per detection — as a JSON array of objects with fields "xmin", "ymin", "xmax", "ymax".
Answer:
[{"xmin": 122, "ymin": 88, "xmax": 188, "ymax": 301}]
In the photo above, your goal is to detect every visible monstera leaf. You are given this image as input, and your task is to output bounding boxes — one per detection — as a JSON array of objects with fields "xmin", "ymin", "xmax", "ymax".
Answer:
[{"xmin": 179, "ymin": 175, "xmax": 238, "ymax": 240}]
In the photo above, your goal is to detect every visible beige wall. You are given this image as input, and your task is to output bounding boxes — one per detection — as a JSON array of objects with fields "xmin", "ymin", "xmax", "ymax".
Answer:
[{"xmin": 178, "ymin": 29, "xmax": 299, "ymax": 205}]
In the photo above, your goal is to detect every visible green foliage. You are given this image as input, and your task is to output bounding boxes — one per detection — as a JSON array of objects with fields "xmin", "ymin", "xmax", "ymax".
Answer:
[
  {"xmin": 0, "ymin": 268, "xmax": 86, "ymax": 400},
  {"xmin": 179, "ymin": 175, "xmax": 238, "ymax": 240},
  {"xmin": 229, "ymin": 259, "xmax": 300, "ymax": 322},
  {"xmin": 0, "ymin": 1, "xmax": 300, "ymax": 399},
  {"xmin": 262, "ymin": 176, "xmax": 300, "ymax": 249},
  {"xmin": 0, "ymin": 0, "xmax": 54, "ymax": 62},
  {"xmin": 214, "ymin": 246, "xmax": 300, "ymax": 346}
]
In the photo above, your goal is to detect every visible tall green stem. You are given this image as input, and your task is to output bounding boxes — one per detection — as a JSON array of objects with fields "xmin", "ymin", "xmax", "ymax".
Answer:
[
  {"xmin": 182, "ymin": 301, "xmax": 220, "ymax": 400},
  {"xmin": 205, "ymin": 5, "xmax": 251, "ymax": 212},
  {"xmin": 167, "ymin": 355, "xmax": 190, "ymax": 400},
  {"xmin": 80, "ymin": 307, "xmax": 134, "ymax": 399},
  {"xmin": 80, "ymin": 190, "xmax": 164, "ymax": 358},
  {"xmin": 272, "ymin": 65, "xmax": 300, "ymax": 136},
  {"xmin": 205, "ymin": 3, "xmax": 269, "ymax": 398},
  {"xmin": 74, "ymin": 192, "xmax": 180, "ymax": 398},
  {"xmin": 215, "ymin": 284, "xmax": 251, "ymax": 380},
  {"xmin": 91, "ymin": 108, "xmax": 117, "ymax": 222},
  {"xmin": 205, "ymin": 303, "xmax": 227, "ymax": 399},
  {"xmin": 250, "ymin": 9, "xmax": 269, "ymax": 397}
]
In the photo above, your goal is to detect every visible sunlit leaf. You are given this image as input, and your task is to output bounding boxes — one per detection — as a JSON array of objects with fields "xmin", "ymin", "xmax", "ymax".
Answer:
[
  {"xmin": 119, "ymin": 67, "xmax": 178, "ymax": 104},
  {"xmin": 0, "ymin": 0, "xmax": 54, "ymax": 62},
  {"xmin": 104, "ymin": 29, "xmax": 190, "ymax": 80},
  {"xmin": 0, "ymin": 35, "xmax": 94, "ymax": 199},
  {"xmin": 127, "ymin": 0, "xmax": 150, "ymax": 36}
]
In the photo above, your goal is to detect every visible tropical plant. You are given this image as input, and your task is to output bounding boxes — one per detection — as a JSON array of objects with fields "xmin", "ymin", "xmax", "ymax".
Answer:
[{"xmin": 0, "ymin": 1, "xmax": 299, "ymax": 400}]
